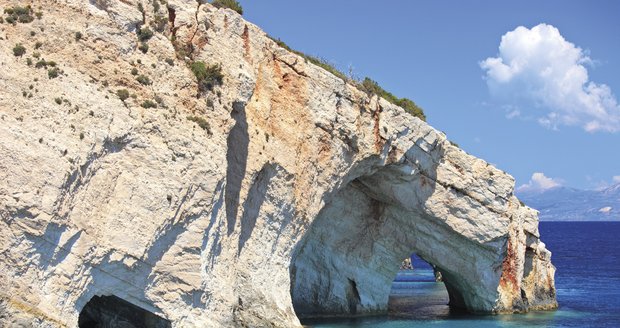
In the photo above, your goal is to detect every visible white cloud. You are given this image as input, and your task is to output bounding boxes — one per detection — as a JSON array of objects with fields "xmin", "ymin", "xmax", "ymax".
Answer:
[
  {"xmin": 481, "ymin": 24, "xmax": 620, "ymax": 132},
  {"xmin": 506, "ymin": 109, "xmax": 521, "ymax": 119},
  {"xmin": 517, "ymin": 172, "xmax": 562, "ymax": 192},
  {"xmin": 613, "ymin": 176, "xmax": 620, "ymax": 183}
]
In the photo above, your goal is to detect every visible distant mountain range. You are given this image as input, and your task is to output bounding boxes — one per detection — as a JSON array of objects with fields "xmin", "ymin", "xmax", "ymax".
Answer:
[{"xmin": 517, "ymin": 183, "xmax": 620, "ymax": 221}]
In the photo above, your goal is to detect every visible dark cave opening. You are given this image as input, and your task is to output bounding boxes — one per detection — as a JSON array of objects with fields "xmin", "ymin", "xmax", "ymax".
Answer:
[{"xmin": 78, "ymin": 295, "xmax": 171, "ymax": 328}]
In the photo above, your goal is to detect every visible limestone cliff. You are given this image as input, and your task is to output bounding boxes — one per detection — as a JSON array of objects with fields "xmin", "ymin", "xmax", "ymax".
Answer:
[{"xmin": 0, "ymin": 1, "xmax": 556, "ymax": 327}]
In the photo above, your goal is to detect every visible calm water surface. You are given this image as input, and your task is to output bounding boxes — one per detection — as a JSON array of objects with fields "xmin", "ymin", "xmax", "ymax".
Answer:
[{"xmin": 305, "ymin": 222, "xmax": 620, "ymax": 328}]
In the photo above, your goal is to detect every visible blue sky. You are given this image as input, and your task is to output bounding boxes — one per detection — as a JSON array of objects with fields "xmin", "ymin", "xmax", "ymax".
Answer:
[{"xmin": 237, "ymin": 0, "xmax": 620, "ymax": 191}]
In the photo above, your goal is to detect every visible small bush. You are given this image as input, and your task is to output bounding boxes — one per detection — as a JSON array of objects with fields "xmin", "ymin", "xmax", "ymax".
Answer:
[
  {"xmin": 131, "ymin": 67, "xmax": 138, "ymax": 75},
  {"xmin": 138, "ymin": 43, "xmax": 149, "ymax": 54},
  {"xmin": 190, "ymin": 61, "xmax": 223, "ymax": 91},
  {"xmin": 75, "ymin": 31, "xmax": 82, "ymax": 41},
  {"xmin": 35, "ymin": 41, "xmax": 42, "ymax": 49},
  {"xmin": 141, "ymin": 100, "xmax": 157, "ymax": 108},
  {"xmin": 117, "ymin": 89, "xmax": 130, "ymax": 102},
  {"xmin": 359, "ymin": 77, "xmax": 426, "ymax": 121},
  {"xmin": 165, "ymin": 58, "xmax": 174, "ymax": 66},
  {"xmin": 136, "ymin": 74, "xmax": 152, "ymax": 85},
  {"xmin": 151, "ymin": 15, "xmax": 167, "ymax": 33},
  {"xmin": 137, "ymin": 27, "xmax": 153, "ymax": 42},
  {"xmin": 211, "ymin": 0, "xmax": 243, "ymax": 15},
  {"xmin": 35, "ymin": 59, "xmax": 47, "ymax": 68},
  {"xmin": 4, "ymin": 6, "xmax": 34, "ymax": 24},
  {"xmin": 26, "ymin": 58, "xmax": 32, "ymax": 66},
  {"xmin": 187, "ymin": 115, "xmax": 212, "ymax": 134},
  {"xmin": 48, "ymin": 67, "xmax": 60, "ymax": 79},
  {"xmin": 13, "ymin": 43, "xmax": 26, "ymax": 56},
  {"xmin": 54, "ymin": 97, "xmax": 62, "ymax": 104}
]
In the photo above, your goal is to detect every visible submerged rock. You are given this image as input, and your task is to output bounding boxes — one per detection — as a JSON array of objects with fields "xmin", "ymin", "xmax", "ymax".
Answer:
[
  {"xmin": 0, "ymin": 1, "xmax": 556, "ymax": 327},
  {"xmin": 400, "ymin": 258, "xmax": 414, "ymax": 270}
]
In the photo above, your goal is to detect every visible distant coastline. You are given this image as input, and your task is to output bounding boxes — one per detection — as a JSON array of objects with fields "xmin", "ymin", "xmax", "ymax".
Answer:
[{"xmin": 518, "ymin": 183, "xmax": 620, "ymax": 221}]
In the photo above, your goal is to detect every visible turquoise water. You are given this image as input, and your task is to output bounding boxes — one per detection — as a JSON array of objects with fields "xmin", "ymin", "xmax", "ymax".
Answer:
[{"xmin": 305, "ymin": 222, "xmax": 620, "ymax": 328}]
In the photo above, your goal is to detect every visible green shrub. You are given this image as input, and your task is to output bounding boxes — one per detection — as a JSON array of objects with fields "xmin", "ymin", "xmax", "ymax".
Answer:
[
  {"xmin": 138, "ymin": 43, "xmax": 149, "ymax": 54},
  {"xmin": 137, "ymin": 27, "xmax": 153, "ymax": 42},
  {"xmin": 35, "ymin": 59, "xmax": 47, "ymax": 68},
  {"xmin": 136, "ymin": 74, "xmax": 152, "ymax": 85},
  {"xmin": 35, "ymin": 59, "xmax": 57, "ymax": 69},
  {"xmin": 141, "ymin": 100, "xmax": 157, "ymax": 108},
  {"xmin": 35, "ymin": 41, "xmax": 42, "ymax": 49},
  {"xmin": 131, "ymin": 67, "xmax": 138, "ymax": 75},
  {"xmin": 359, "ymin": 77, "xmax": 426, "ymax": 121},
  {"xmin": 4, "ymin": 6, "xmax": 34, "ymax": 24},
  {"xmin": 13, "ymin": 43, "xmax": 26, "ymax": 56},
  {"xmin": 26, "ymin": 58, "xmax": 32, "ymax": 66},
  {"xmin": 75, "ymin": 31, "xmax": 82, "ymax": 41},
  {"xmin": 48, "ymin": 67, "xmax": 60, "ymax": 79},
  {"xmin": 117, "ymin": 89, "xmax": 130, "ymax": 102},
  {"xmin": 187, "ymin": 115, "xmax": 212, "ymax": 134},
  {"xmin": 151, "ymin": 15, "xmax": 167, "ymax": 32},
  {"xmin": 165, "ymin": 58, "xmax": 174, "ymax": 66},
  {"xmin": 54, "ymin": 97, "xmax": 62, "ymax": 104},
  {"xmin": 190, "ymin": 61, "xmax": 223, "ymax": 91},
  {"xmin": 211, "ymin": 0, "xmax": 243, "ymax": 15}
]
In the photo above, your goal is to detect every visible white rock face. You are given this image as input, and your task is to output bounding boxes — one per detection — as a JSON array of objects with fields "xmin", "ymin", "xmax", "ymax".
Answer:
[{"xmin": 0, "ymin": 1, "xmax": 556, "ymax": 327}]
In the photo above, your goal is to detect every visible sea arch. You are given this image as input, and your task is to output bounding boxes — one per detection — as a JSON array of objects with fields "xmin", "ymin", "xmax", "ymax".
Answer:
[{"xmin": 288, "ymin": 150, "xmax": 556, "ymax": 318}]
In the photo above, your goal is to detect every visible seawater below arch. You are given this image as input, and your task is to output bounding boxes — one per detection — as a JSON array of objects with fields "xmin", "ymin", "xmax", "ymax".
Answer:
[
  {"xmin": 388, "ymin": 254, "xmax": 451, "ymax": 317},
  {"xmin": 289, "ymin": 163, "xmax": 506, "ymax": 318}
]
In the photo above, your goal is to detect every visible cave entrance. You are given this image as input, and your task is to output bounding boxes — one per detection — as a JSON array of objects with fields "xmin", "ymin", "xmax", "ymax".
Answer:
[
  {"xmin": 289, "ymin": 162, "xmax": 502, "ymax": 320},
  {"xmin": 78, "ymin": 295, "xmax": 172, "ymax": 328},
  {"xmin": 388, "ymin": 254, "xmax": 450, "ymax": 318}
]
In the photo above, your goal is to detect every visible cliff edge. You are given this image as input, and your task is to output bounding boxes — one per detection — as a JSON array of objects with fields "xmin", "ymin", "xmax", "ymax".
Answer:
[{"xmin": 0, "ymin": 1, "xmax": 556, "ymax": 327}]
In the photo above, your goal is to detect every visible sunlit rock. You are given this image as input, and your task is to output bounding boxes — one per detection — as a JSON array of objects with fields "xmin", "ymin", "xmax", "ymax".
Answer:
[{"xmin": 0, "ymin": 1, "xmax": 556, "ymax": 327}]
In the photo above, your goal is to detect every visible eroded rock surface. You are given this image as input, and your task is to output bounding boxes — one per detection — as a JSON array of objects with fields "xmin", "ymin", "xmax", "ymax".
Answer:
[{"xmin": 0, "ymin": 1, "xmax": 556, "ymax": 327}]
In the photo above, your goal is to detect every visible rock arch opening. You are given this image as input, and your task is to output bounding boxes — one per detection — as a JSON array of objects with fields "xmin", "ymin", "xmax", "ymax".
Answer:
[
  {"xmin": 78, "ymin": 295, "xmax": 171, "ymax": 328},
  {"xmin": 388, "ymin": 254, "xmax": 450, "ymax": 317},
  {"xmin": 289, "ymin": 162, "xmax": 508, "ymax": 319}
]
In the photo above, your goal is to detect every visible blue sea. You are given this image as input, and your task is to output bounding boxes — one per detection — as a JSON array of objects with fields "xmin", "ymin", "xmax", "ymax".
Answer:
[{"xmin": 305, "ymin": 222, "xmax": 620, "ymax": 328}]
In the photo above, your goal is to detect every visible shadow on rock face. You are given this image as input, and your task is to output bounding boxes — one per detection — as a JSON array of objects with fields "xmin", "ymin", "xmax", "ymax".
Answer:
[{"xmin": 225, "ymin": 101, "xmax": 250, "ymax": 236}]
